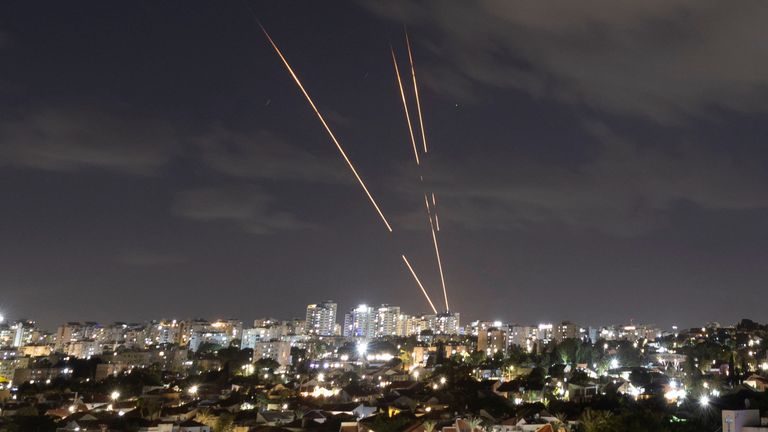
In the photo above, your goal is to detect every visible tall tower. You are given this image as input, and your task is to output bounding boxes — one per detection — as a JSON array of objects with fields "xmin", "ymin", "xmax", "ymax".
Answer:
[
  {"xmin": 305, "ymin": 301, "xmax": 337, "ymax": 336},
  {"xmin": 343, "ymin": 304, "xmax": 376, "ymax": 338}
]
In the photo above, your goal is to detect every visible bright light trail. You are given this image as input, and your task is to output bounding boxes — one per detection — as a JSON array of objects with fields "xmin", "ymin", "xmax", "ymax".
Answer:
[
  {"xmin": 431, "ymin": 192, "xmax": 440, "ymax": 231},
  {"xmin": 391, "ymin": 47, "xmax": 420, "ymax": 165},
  {"xmin": 423, "ymin": 194, "xmax": 449, "ymax": 311},
  {"xmin": 405, "ymin": 32, "xmax": 428, "ymax": 153},
  {"xmin": 261, "ymin": 25, "xmax": 393, "ymax": 232},
  {"xmin": 401, "ymin": 254, "xmax": 438, "ymax": 314}
]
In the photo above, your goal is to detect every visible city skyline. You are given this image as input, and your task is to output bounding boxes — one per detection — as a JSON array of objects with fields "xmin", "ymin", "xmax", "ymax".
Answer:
[
  {"xmin": 0, "ymin": 301, "xmax": 731, "ymax": 338},
  {"xmin": 3, "ymin": 2, "xmax": 768, "ymax": 330}
]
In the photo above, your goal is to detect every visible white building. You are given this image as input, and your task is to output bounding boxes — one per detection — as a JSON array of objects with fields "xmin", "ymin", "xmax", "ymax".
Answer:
[
  {"xmin": 423, "ymin": 312, "xmax": 460, "ymax": 335},
  {"xmin": 375, "ymin": 305, "xmax": 400, "ymax": 337},
  {"xmin": 241, "ymin": 325, "xmax": 284, "ymax": 349},
  {"xmin": 188, "ymin": 331, "xmax": 229, "ymax": 352},
  {"xmin": 343, "ymin": 305, "xmax": 376, "ymax": 338},
  {"xmin": 252, "ymin": 340, "xmax": 292, "ymax": 368},
  {"xmin": 305, "ymin": 301, "xmax": 337, "ymax": 336},
  {"xmin": 67, "ymin": 340, "xmax": 101, "ymax": 359}
]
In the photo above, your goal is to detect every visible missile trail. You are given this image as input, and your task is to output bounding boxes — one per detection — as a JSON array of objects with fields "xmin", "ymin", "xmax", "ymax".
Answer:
[
  {"xmin": 431, "ymin": 192, "xmax": 440, "ymax": 231},
  {"xmin": 423, "ymin": 194, "xmax": 449, "ymax": 311},
  {"xmin": 405, "ymin": 32, "xmax": 428, "ymax": 154},
  {"xmin": 401, "ymin": 254, "xmax": 438, "ymax": 314},
  {"xmin": 391, "ymin": 47, "xmax": 420, "ymax": 165},
  {"xmin": 260, "ymin": 24, "xmax": 393, "ymax": 232}
]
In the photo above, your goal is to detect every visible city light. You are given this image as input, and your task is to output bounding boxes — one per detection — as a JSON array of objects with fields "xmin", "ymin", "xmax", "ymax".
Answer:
[
  {"xmin": 110, "ymin": 391, "xmax": 120, "ymax": 401},
  {"xmin": 357, "ymin": 341, "xmax": 368, "ymax": 356},
  {"xmin": 699, "ymin": 395, "xmax": 710, "ymax": 407}
]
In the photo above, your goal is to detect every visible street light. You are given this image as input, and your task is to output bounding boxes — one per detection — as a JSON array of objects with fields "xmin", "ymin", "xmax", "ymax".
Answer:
[
  {"xmin": 188, "ymin": 385, "xmax": 198, "ymax": 397},
  {"xmin": 110, "ymin": 391, "xmax": 120, "ymax": 402},
  {"xmin": 699, "ymin": 395, "xmax": 710, "ymax": 407}
]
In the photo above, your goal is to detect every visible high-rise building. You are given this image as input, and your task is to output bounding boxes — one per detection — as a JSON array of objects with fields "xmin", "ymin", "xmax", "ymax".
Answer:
[
  {"xmin": 478, "ymin": 327, "xmax": 507, "ymax": 356},
  {"xmin": 469, "ymin": 320, "xmax": 505, "ymax": 336},
  {"xmin": 375, "ymin": 305, "xmax": 400, "ymax": 337},
  {"xmin": 241, "ymin": 323, "xmax": 284, "ymax": 349},
  {"xmin": 343, "ymin": 305, "xmax": 376, "ymax": 338},
  {"xmin": 509, "ymin": 325, "xmax": 539, "ymax": 352},
  {"xmin": 305, "ymin": 301, "xmax": 337, "ymax": 336},
  {"xmin": 554, "ymin": 321, "xmax": 581, "ymax": 342},
  {"xmin": 537, "ymin": 323, "xmax": 554, "ymax": 343},
  {"xmin": 423, "ymin": 312, "xmax": 461, "ymax": 335},
  {"xmin": 9, "ymin": 320, "xmax": 37, "ymax": 348},
  {"xmin": 395, "ymin": 314, "xmax": 419, "ymax": 336},
  {"xmin": 54, "ymin": 322, "xmax": 101, "ymax": 352}
]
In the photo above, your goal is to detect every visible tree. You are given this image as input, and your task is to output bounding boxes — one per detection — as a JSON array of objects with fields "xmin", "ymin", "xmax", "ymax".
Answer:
[
  {"xmin": 13, "ymin": 405, "xmax": 39, "ymax": 416},
  {"xmin": 628, "ymin": 368, "xmax": 651, "ymax": 387},
  {"xmin": 465, "ymin": 417, "xmax": 483, "ymax": 432},
  {"xmin": 255, "ymin": 357, "xmax": 280, "ymax": 371},
  {"xmin": 555, "ymin": 339, "xmax": 580, "ymax": 364},
  {"xmin": 569, "ymin": 370, "xmax": 590, "ymax": 386},
  {"xmin": 526, "ymin": 367, "xmax": 546, "ymax": 389},
  {"xmin": 137, "ymin": 397, "xmax": 163, "ymax": 420},
  {"xmin": 579, "ymin": 409, "xmax": 612, "ymax": 432},
  {"xmin": 291, "ymin": 347, "xmax": 307, "ymax": 365},
  {"xmin": 196, "ymin": 342, "xmax": 223, "ymax": 356},
  {"xmin": 214, "ymin": 412, "xmax": 235, "ymax": 432},
  {"xmin": 552, "ymin": 413, "xmax": 571, "ymax": 432},
  {"xmin": 616, "ymin": 343, "xmax": 642, "ymax": 367},
  {"xmin": 606, "ymin": 409, "xmax": 670, "ymax": 432},
  {"xmin": 195, "ymin": 409, "xmax": 216, "ymax": 428}
]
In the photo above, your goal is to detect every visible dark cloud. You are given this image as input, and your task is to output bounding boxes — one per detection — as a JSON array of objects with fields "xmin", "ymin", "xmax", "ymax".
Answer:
[
  {"xmin": 194, "ymin": 128, "xmax": 346, "ymax": 183},
  {"xmin": 0, "ymin": 106, "xmax": 178, "ymax": 174},
  {"xmin": 366, "ymin": 1, "xmax": 768, "ymax": 121},
  {"xmin": 171, "ymin": 185, "xmax": 314, "ymax": 234},
  {"xmin": 394, "ymin": 123, "xmax": 768, "ymax": 236}
]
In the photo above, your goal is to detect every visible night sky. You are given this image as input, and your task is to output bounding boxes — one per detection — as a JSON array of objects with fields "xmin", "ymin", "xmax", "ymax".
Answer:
[{"xmin": 2, "ymin": 1, "xmax": 768, "ymax": 330}]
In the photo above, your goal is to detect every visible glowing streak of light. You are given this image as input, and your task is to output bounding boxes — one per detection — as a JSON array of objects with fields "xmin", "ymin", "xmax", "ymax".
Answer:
[
  {"xmin": 423, "ymin": 194, "xmax": 449, "ymax": 311},
  {"xmin": 260, "ymin": 25, "xmax": 393, "ymax": 232},
  {"xmin": 391, "ymin": 47, "xmax": 420, "ymax": 165},
  {"xmin": 406, "ymin": 32, "xmax": 428, "ymax": 153},
  {"xmin": 431, "ymin": 192, "xmax": 440, "ymax": 231},
  {"xmin": 401, "ymin": 255, "xmax": 438, "ymax": 314}
]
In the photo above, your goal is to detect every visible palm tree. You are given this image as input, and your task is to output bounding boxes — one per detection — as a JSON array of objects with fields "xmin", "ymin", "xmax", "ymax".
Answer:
[
  {"xmin": 423, "ymin": 421, "xmax": 437, "ymax": 432},
  {"xmin": 552, "ymin": 413, "xmax": 570, "ymax": 432},
  {"xmin": 195, "ymin": 409, "xmax": 217, "ymax": 428},
  {"xmin": 578, "ymin": 409, "xmax": 612, "ymax": 432},
  {"xmin": 465, "ymin": 417, "xmax": 483, "ymax": 432}
]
